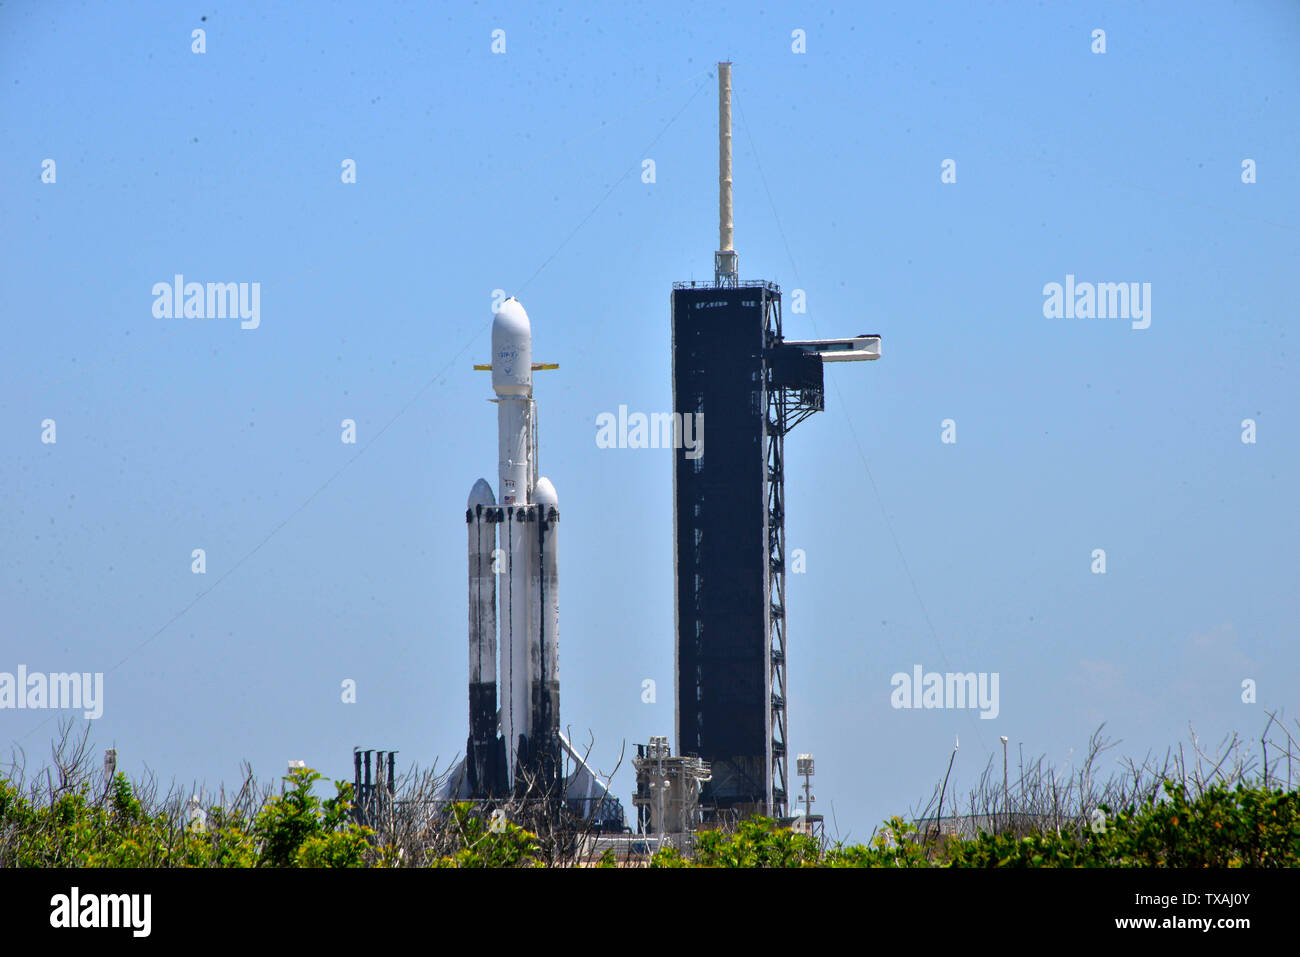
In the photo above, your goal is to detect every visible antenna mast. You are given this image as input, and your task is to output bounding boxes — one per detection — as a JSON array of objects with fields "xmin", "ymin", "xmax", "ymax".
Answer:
[{"xmin": 714, "ymin": 62, "xmax": 738, "ymax": 286}]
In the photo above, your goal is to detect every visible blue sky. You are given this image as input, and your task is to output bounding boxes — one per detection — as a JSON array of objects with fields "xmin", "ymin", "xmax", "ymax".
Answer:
[{"xmin": 2, "ymin": 0, "xmax": 1297, "ymax": 838}]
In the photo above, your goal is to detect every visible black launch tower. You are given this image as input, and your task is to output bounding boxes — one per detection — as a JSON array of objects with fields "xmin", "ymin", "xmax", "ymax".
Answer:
[{"xmin": 670, "ymin": 64, "xmax": 880, "ymax": 819}]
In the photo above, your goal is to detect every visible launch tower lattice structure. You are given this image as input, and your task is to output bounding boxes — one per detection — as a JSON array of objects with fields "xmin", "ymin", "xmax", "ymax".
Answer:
[{"xmin": 670, "ymin": 62, "xmax": 880, "ymax": 820}]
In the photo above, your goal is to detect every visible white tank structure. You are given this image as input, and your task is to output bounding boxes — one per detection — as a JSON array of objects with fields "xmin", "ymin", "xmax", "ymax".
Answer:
[{"xmin": 444, "ymin": 298, "xmax": 624, "ymax": 828}]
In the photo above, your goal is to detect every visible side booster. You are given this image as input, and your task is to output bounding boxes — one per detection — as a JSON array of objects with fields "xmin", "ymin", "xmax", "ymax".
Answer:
[{"xmin": 465, "ymin": 297, "xmax": 561, "ymax": 799}]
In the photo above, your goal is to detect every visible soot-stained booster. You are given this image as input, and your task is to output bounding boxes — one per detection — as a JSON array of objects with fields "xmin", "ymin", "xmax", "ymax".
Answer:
[{"xmin": 464, "ymin": 297, "xmax": 561, "ymax": 798}]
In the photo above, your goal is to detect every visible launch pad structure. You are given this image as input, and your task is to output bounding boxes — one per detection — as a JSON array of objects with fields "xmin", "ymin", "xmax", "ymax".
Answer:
[
  {"xmin": 670, "ymin": 63, "xmax": 881, "ymax": 820},
  {"xmin": 434, "ymin": 61, "xmax": 879, "ymax": 837}
]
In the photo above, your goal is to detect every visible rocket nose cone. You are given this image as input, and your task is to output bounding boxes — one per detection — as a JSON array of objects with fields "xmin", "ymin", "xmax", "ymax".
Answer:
[
  {"xmin": 492, "ymin": 297, "xmax": 531, "ymax": 339},
  {"xmin": 533, "ymin": 476, "xmax": 558, "ymax": 508},
  {"xmin": 467, "ymin": 478, "xmax": 496, "ymax": 508}
]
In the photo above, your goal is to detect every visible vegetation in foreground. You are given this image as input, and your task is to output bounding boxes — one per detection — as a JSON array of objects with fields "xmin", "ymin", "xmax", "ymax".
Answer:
[
  {"xmin": 648, "ymin": 781, "xmax": 1300, "ymax": 868},
  {"xmin": 2, "ymin": 718, "xmax": 1297, "ymax": 867}
]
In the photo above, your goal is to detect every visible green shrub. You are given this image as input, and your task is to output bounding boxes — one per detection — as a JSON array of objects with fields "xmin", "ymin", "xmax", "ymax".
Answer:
[
  {"xmin": 943, "ymin": 782, "xmax": 1300, "ymax": 868},
  {"xmin": 434, "ymin": 803, "xmax": 540, "ymax": 868},
  {"xmin": 253, "ymin": 768, "xmax": 373, "ymax": 868}
]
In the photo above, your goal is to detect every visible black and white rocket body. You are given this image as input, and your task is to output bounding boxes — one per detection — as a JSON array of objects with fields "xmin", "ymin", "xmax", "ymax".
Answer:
[
  {"xmin": 465, "ymin": 477, "xmax": 506, "ymax": 796},
  {"xmin": 446, "ymin": 298, "xmax": 623, "ymax": 827},
  {"xmin": 452, "ymin": 297, "xmax": 573, "ymax": 805}
]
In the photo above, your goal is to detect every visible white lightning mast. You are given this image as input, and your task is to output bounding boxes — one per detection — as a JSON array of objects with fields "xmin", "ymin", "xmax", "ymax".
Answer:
[{"xmin": 714, "ymin": 62, "xmax": 738, "ymax": 286}]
